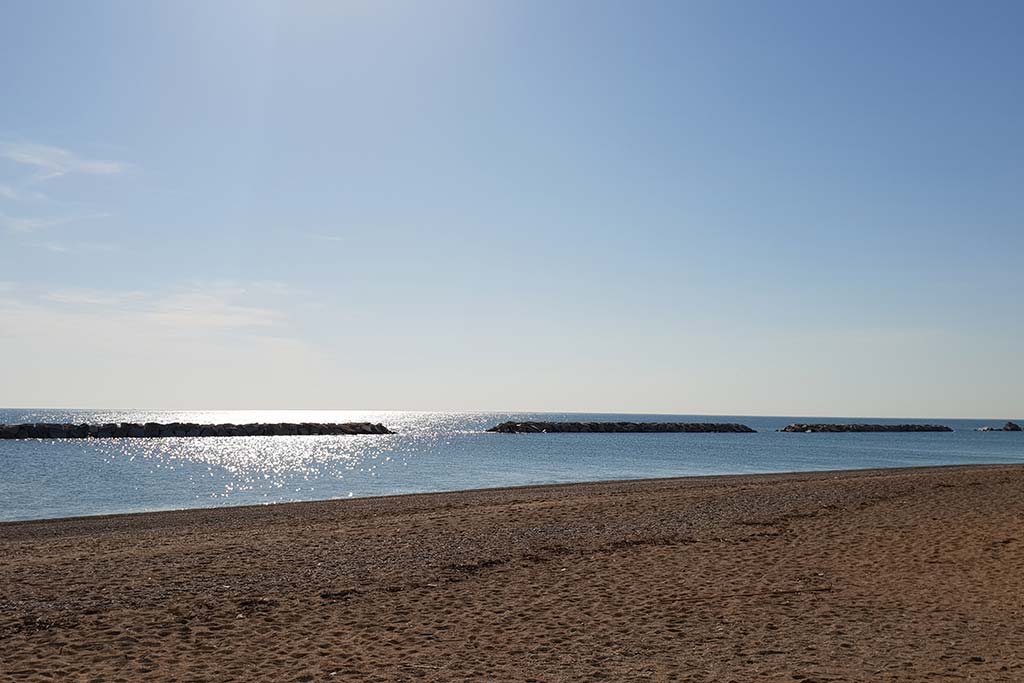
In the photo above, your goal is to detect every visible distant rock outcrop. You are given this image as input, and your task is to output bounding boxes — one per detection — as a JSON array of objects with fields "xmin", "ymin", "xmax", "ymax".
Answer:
[
  {"xmin": 779, "ymin": 423, "xmax": 953, "ymax": 433},
  {"xmin": 486, "ymin": 421, "xmax": 756, "ymax": 434},
  {"xmin": 0, "ymin": 422, "xmax": 395, "ymax": 439},
  {"xmin": 977, "ymin": 421, "xmax": 1022, "ymax": 432}
]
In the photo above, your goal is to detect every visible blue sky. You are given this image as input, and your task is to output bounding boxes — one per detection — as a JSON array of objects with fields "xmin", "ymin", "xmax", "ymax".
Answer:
[{"xmin": 1, "ymin": 0, "xmax": 1021, "ymax": 416}]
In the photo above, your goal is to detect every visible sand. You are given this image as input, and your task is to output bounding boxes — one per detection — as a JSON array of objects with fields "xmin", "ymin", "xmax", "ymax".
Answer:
[{"xmin": 2, "ymin": 464, "xmax": 1023, "ymax": 682}]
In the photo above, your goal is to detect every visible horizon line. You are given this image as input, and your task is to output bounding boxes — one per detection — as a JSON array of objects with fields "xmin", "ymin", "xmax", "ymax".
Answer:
[{"xmin": 0, "ymin": 406, "xmax": 1020, "ymax": 422}]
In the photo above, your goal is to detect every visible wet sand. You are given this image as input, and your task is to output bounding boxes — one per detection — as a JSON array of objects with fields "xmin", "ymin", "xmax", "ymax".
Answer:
[{"xmin": 2, "ymin": 464, "xmax": 1023, "ymax": 682}]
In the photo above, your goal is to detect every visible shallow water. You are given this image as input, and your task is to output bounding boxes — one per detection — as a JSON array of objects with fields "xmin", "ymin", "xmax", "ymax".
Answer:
[{"xmin": 1, "ymin": 409, "xmax": 1021, "ymax": 521}]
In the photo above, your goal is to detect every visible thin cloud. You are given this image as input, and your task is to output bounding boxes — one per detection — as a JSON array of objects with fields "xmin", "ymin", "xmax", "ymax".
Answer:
[
  {"xmin": 38, "ymin": 285, "xmax": 285, "ymax": 333},
  {"xmin": 32, "ymin": 242, "xmax": 70, "ymax": 253},
  {"xmin": 143, "ymin": 292, "xmax": 280, "ymax": 330},
  {"xmin": 29, "ymin": 241, "xmax": 119, "ymax": 254},
  {"xmin": 0, "ymin": 142, "xmax": 130, "ymax": 180},
  {"xmin": 44, "ymin": 288, "xmax": 146, "ymax": 306},
  {"xmin": 0, "ymin": 210, "xmax": 110, "ymax": 233},
  {"xmin": 0, "ymin": 291, "xmax": 326, "ymax": 409},
  {"xmin": 0, "ymin": 213, "xmax": 62, "ymax": 232},
  {"xmin": 310, "ymin": 232, "xmax": 345, "ymax": 243},
  {"xmin": 0, "ymin": 183, "xmax": 46, "ymax": 201}
]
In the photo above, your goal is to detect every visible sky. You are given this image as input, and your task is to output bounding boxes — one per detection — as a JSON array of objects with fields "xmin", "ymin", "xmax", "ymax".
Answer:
[{"xmin": 0, "ymin": 0, "xmax": 1021, "ymax": 417}]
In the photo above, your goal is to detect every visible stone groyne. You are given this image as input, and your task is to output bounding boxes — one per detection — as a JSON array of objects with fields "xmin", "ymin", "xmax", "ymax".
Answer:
[
  {"xmin": 977, "ymin": 421, "xmax": 1022, "ymax": 432},
  {"xmin": 779, "ymin": 423, "xmax": 953, "ymax": 433},
  {"xmin": 487, "ymin": 421, "xmax": 756, "ymax": 434},
  {"xmin": 0, "ymin": 422, "xmax": 394, "ymax": 439}
]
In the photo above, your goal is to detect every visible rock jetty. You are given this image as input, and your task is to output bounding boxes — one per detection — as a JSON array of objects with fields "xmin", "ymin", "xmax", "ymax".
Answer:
[
  {"xmin": 487, "ymin": 421, "xmax": 756, "ymax": 434},
  {"xmin": 780, "ymin": 423, "xmax": 953, "ymax": 433},
  {"xmin": 977, "ymin": 422, "xmax": 1022, "ymax": 432},
  {"xmin": 0, "ymin": 422, "xmax": 394, "ymax": 439}
]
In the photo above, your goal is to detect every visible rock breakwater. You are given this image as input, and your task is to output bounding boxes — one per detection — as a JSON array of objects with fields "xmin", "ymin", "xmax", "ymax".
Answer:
[
  {"xmin": 780, "ymin": 423, "xmax": 953, "ymax": 433},
  {"xmin": 0, "ymin": 422, "xmax": 394, "ymax": 439},
  {"xmin": 487, "ymin": 421, "xmax": 756, "ymax": 433},
  {"xmin": 977, "ymin": 422, "xmax": 1022, "ymax": 432}
]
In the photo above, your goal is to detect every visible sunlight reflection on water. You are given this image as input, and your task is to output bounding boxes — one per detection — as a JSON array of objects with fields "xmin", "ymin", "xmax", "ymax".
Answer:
[{"xmin": 95, "ymin": 434, "xmax": 394, "ymax": 493}]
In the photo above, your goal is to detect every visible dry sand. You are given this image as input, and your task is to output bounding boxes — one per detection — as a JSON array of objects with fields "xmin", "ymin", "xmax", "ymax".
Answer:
[{"xmin": 2, "ymin": 465, "xmax": 1023, "ymax": 682}]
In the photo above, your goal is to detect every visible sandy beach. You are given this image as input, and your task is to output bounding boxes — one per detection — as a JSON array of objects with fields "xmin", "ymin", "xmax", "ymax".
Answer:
[{"xmin": 2, "ymin": 464, "xmax": 1022, "ymax": 682}]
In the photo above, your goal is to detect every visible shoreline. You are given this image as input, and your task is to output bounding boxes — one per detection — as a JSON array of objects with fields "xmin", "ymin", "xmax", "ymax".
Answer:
[
  {"xmin": 3, "ymin": 463, "xmax": 1023, "ymax": 680},
  {"xmin": 0, "ymin": 462, "xmax": 1015, "ymax": 528}
]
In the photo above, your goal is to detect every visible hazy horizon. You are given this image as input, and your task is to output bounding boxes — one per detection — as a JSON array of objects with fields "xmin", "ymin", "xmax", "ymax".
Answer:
[
  {"xmin": 1, "ymin": 406, "xmax": 1020, "ymax": 423},
  {"xmin": 2, "ymin": 1, "xmax": 1022, "ymax": 418}
]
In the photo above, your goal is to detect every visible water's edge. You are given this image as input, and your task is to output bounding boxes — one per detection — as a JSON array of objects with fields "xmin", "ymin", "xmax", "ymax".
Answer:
[{"xmin": 4, "ymin": 462, "xmax": 1019, "ymax": 528}]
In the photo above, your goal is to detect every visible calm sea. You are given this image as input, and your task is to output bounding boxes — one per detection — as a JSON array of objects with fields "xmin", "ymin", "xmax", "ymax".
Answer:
[{"xmin": 1, "ymin": 409, "xmax": 1022, "ymax": 522}]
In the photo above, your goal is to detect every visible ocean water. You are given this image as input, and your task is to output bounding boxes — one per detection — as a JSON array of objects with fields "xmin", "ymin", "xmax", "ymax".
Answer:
[{"xmin": 1, "ymin": 409, "xmax": 1022, "ymax": 522}]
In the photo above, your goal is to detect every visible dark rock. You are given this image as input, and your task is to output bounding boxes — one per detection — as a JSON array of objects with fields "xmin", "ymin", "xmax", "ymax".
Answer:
[
  {"xmin": 780, "ymin": 423, "xmax": 953, "ymax": 433},
  {"xmin": 978, "ymin": 421, "xmax": 1022, "ymax": 432},
  {"xmin": 0, "ymin": 421, "xmax": 395, "ymax": 439},
  {"xmin": 486, "ymin": 421, "xmax": 756, "ymax": 434},
  {"xmin": 100, "ymin": 424, "xmax": 120, "ymax": 438},
  {"xmin": 44, "ymin": 424, "xmax": 66, "ymax": 439}
]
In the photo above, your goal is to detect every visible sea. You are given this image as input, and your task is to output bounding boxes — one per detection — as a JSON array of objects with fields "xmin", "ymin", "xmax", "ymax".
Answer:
[{"xmin": 1, "ymin": 409, "xmax": 1022, "ymax": 522}]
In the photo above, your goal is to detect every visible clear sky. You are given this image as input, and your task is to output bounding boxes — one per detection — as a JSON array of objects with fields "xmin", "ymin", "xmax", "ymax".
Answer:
[{"xmin": 1, "ymin": 0, "xmax": 1021, "ymax": 417}]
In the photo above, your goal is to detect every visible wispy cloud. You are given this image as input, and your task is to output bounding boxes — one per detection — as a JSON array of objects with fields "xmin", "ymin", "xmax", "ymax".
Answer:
[
  {"xmin": 34, "ymin": 284, "xmax": 286, "ymax": 333},
  {"xmin": 0, "ymin": 142, "xmax": 126, "ymax": 253},
  {"xmin": 143, "ymin": 292, "xmax": 281, "ymax": 330},
  {"xmin": 0, "ymin": 212, "xmax": 63, "ymax": 232},
  {"xmin": 0, "ymin": 183, "xmax": 46, "ymax": 201},
  {"xmin": 32, "ymin": 242, "xmax": 70, "ymax": 253},
  {"xmin": 0, "ymin": 142, "xmax": 130, "ymax": 180},
  {"xmin": 44, "ymin": 288, "xmax": 146, "ymax": 306},
  {"xmin": 310, "ymin": 232, "xmax": 345, "ymax": 243},
  {"xmin": 1, "ymin": 210, "xmax": 110, "ymax": 233},
  {"xmin": 28, "ymin": 241, "xmax": 120, "ymax": 255},
  {"xmin": 0, "ymin": 284, "xmax": 328, "ymax": 408}
]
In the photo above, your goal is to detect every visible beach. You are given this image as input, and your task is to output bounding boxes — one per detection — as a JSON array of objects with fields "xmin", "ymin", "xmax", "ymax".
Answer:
[{"xmin": 2, "ymin": 464, "xmax": 1022, "ymax": 682}]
